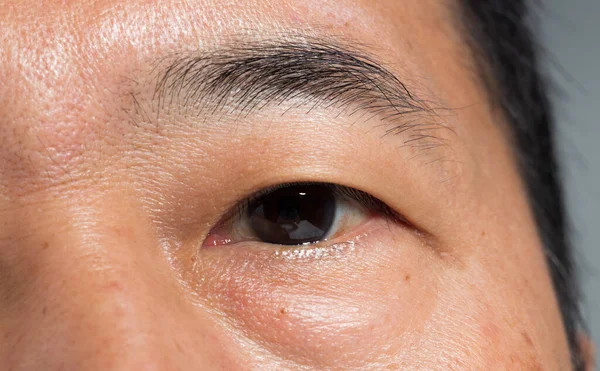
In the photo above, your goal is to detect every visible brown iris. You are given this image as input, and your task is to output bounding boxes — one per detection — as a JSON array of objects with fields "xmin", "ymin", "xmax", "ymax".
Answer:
[{"xmin": 248, "ymin": 185, "xmax": 336, "ymax": 245}]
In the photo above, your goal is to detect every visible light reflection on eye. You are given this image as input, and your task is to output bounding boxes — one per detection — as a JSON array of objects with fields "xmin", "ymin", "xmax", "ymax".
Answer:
[{"xmin": 203, "ymin": 182, "xmax": 398, "ymax": 248}]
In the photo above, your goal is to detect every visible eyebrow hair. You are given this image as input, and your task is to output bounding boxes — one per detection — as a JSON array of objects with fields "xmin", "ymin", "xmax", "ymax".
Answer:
[{"xmin": 151, "ymin": 37, "xmax": 438, "ymax": 135}]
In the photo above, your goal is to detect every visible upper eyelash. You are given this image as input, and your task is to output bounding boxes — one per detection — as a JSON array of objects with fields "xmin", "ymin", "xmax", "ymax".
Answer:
[{"xmin": 217, "ymin": 182, "xmax": 403, "ymax": 232}]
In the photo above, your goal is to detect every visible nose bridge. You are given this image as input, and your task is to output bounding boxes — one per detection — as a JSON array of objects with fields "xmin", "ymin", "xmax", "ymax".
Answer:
[
  {"xmin": 32, "ymin": 203, "xmax": 176, "ymax": 366},
  {"xmin": 2, "ymin": 199, "xmax": 227, "ymax": 370}
]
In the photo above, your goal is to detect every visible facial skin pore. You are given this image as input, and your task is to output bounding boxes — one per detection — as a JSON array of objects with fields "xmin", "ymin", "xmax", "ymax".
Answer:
[{"xmin": 0, "ymin": 0, "xmax": 572, "ymax": 370}]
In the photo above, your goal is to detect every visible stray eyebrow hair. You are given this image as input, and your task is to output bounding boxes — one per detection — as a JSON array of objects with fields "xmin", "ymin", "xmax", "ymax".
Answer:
[{"xmin": 152, "ymin": 37, "xmax": 438, "ymax": 132}]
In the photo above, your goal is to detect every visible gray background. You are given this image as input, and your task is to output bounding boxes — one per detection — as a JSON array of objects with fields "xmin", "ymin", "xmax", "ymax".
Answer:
[{"xmin": 541, "ymin": 0, "xmax": 600, "ymax": 349}]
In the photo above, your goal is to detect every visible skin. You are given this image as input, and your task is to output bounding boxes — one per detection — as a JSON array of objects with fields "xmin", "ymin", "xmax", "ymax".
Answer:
[{"xmin": 0, "ymin": 0, "xmax": 575, "ymax": 370}]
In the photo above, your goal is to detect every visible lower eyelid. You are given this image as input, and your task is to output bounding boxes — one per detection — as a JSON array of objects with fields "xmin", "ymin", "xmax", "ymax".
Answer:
[{"xmin": 205, "ymin": 215, "xmax": 389, "ymax": 254}]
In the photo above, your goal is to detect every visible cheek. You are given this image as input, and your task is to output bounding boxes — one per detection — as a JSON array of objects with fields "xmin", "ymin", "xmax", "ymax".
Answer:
[
  {"xmin": 185, "ymin": 227, "xmax": 443, "ymax": 368},
  {"xmin": 411, "ymin": 268, "xmax": 551, "ymax": 370},
  {"xmin": 468, "ymin": 300, "xmax": 544, "ymax": 370}
]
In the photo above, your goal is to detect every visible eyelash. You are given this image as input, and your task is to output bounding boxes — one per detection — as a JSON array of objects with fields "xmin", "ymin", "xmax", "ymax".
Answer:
[{"xmin": 213, "ymin": 181, "xmax": 403, "ymax": 238}]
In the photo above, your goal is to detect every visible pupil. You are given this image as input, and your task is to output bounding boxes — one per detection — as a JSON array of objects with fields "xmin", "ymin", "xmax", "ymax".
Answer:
[{"xmin": 249, "ymin": 184, "xmax": 336, "ymax": 245}]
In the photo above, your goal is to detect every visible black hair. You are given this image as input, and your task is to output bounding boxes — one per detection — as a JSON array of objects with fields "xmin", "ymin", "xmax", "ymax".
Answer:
[{"xmin": 459, "ymin": 1, "xmax": 585, "ymax": 369}]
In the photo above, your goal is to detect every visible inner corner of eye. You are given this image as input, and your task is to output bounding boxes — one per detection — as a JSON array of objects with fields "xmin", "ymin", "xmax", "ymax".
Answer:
[
  {"xmin": 201, "ymin": 182, "xmax": 385, "ymax": 249},
  {"xmin": 202, "ymin": 229, "xmax": 233, "ymax": 248}
]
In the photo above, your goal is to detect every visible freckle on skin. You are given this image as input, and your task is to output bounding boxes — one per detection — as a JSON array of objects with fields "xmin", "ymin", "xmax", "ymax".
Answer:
[
  {"xmin": 113, "ymin": 226, "xmax": 136, "ymax": 242},
  {"xmin": 41, "ymin": 241, "xmax": 49, "ymax": 250},
  {"xmin": 175, "ymin": 340, "xmax": 185, "ymax": 355},
  {"xmin": 279, "ymin": 308, "xmax": 287, "ymax": 315},
  {"xmin": 42, "ymin": 306, "xmax": 47, "ymax": 315},
  {"xmin": 404, "ymin": 274, "xmax": 411, "ymax": 282}
]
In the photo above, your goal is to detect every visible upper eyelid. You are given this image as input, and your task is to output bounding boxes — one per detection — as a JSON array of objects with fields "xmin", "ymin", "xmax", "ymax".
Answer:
[
  {"xmin": 215, "ymin": 182, "xmax": 399, "ymax": 232},
  {"xmin": 124, "ymin": 34, "xmax": 459, "ymax": 170}
]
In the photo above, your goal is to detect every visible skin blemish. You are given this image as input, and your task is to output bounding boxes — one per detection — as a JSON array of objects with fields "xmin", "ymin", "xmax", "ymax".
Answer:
[
  {"xmin": 522, "ymin": 331, "xmax": 534, "ymax": 347},
  {"xmin": 41, "ymin": 241, "xmax": 49, "ymax": 250},
  {"xmin": 481, "ymin": 322, "xmax": 500, "ymax": 341},
  {"xmin": 113, "ymin": 226, "xmax": 136, "ymax": 242},
  {"xmin": 106, "ymin": 281, "xmax": 123, "ymax": 292}
]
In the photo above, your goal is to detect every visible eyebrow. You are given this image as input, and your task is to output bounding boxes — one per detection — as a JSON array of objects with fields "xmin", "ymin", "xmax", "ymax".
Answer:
[{"xmin": 151, "ymin": 37, "xmax": 438, "ymax": 133}]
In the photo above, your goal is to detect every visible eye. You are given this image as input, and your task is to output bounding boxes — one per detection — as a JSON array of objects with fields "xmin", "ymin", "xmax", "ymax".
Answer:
[
  {"xmin": 203, "ymin": 182, "xmax": 397, "ymax": 248},
  {"xmin": 247, "ymin": 184, "xmax": 336, "ymax": 245}
]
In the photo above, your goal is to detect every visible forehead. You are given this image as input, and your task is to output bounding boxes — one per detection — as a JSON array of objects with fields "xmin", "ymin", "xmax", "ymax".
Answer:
[
  {"xmin": 0, "ymin": 0, "xmax": 466, "ymax": 95},
  {"xmin": 2, "ymin": 0, "xmax": 453, "ymax": 42},
  {"xmin": 0, "ymin": 0, "xmax": 493, "ymax": 191}
]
